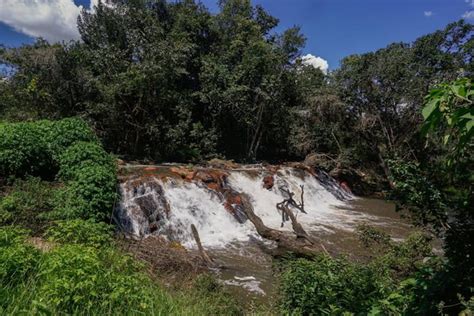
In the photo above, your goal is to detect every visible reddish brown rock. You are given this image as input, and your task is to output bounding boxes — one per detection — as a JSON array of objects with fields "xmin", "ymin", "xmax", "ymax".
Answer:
[
  {"xmin": 340, "ymin": 181, "xmax": 352, "ymax": 193},
  {"xmin": 206, "ymin": 182, "xmax": 220, "ymax": 191},
  {"xmin": 263, "ymin": 175, "xmax": 274, "ymax": 190},
  {"xmin": 144, "ymin": 166, "xmax": 158, "ymax": 172},
  {"xmin": 170, "ymin": 166, "xmax": 195, "ymax": 180},
  {"xmin": 227, "ymin": 194, "xmax": 242, "ymax": 205}
]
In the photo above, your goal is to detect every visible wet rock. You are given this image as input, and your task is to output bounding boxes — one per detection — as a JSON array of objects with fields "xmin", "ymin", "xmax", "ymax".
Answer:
[
  {"xmin": 339, "ymin": 181, "xmax": 352, "ymax": 194},
  {"xmin": 206, "ymin": 182, "xmax": 220, "ymax": 191},
  {"xmin": 143, "ymin": 166, "xmax": 158, "ymax": 172},
  {"xmin": 262, "ymin": 175, "xmax": 274, "ymax": 190},
  {"xmin": 170, "ymin": 166, "xmax": 194, "ymax": 180}
]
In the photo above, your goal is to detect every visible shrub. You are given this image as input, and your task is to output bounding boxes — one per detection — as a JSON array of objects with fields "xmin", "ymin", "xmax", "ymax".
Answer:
[
  {"xmin": 46, "ymin": 219, "xmax": 113, "ymax": 248},
  {"xmin": 36, "ymin": 244, "xmax": 158, "ymax": 313},
  {"xmin": 0, "ymin": 177, "xmax": 54, "ymax": 231},
  {"xmin": 0, "ymin": 118, "xmax": 117, "ymax": 221},
  {"xmin": 278, "ymin": 231, "xmax": 434, "ymax": 315},
  {"xmin": 51, "ymin": 164, "xmax": 117, "ymax": 221},
  {"xmin": 278, "ymin": 255, "xmax": 393, "ymax": 315},
  {"xmin": 0, "ymin": 118, "xmax": 97, "ymax": 177},
  {"xmin": 369, "ymin": 231, "xmax": 433, "ymax": 280},
  {"xmin": 0, "ymin": 227, "xmax": 40, "ymax": 288},
  {"xmin": 37, "ymin": 118, "xmax": 98, "ymax": 160},
  {"xmin": 57, "ymin": 141, "xmax": 115, "ymax": 181},
  {"xmin": 0, "ymin": 122, "xmax": 51, "ymax": 176},
  {"xmin": 387, "ymin": 159, "xmax": 446, "ymax": 230}
]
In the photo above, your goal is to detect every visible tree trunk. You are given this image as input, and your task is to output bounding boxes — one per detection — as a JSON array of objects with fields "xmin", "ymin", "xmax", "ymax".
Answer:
[
  {"xmin": 241, "ymin": 195, "xmax": 322, "ymax": 258},
  {"xmin": 191, "ymin": 224, "xmax": 214, "ymax": 266}
]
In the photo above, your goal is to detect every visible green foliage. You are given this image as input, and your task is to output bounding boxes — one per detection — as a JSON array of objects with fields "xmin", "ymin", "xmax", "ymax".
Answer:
[
  {"xmin": 36, "ymin": 244, "xmax": 153, "ymax": 313},
  {"xmin": 0, "ymin": 118, "xmax": 117, "ymax": 221},
  {"xmin": 387, "ymin": 159, "xmax": 446, "ymax": 229},
  {"xmin": 0, "ymin": 177, "xmax": 54, "ymax": 231},
  {"xmin": 0, "ymin": 121, "xmax": 52, "ymax": 177},
  {"xmin": 0, "ymin": 237, "xmax": 243, "ymax": 315},
  {"xmin": 278, "ymin": 255, "xmax": 392, "ymax": 315},
  {"xmin": 0, "ymin": 227, "xmax": 40, "ymax": 292},
  {"xmin": 333, "ymin": 20, "xmax": 472, "ymax": 184},
  {"xmin": 356, "ymin": 223, "xmax": 391, "ymax": 248},
  {"xmin": 51, "ymin": 164, "xmax": 117, "ymax": 221},
  {"xmin": 422, "ymin": 77, "xmax": 473, "ymax": 163},
  {"xmin": 279, "ymin": 230, "xmax": 436, "ymax": 315},
  {"xmin": 46, "ymin": 219, "xmax": 113, "ymax": 248},
  {"xmin": 185, "ymin": 274, "xmax": 243, "ymax": 316},
  {"xmin": 57, "ymin": 141, "xmax": 115, "ymax": 181},
  {"xmin": 0, "ymin": 118, "xmax": 97, "ymax": 177},
  {"xmin": 370, "ymin": 232, "xmax": 434, "ymax": 280}
]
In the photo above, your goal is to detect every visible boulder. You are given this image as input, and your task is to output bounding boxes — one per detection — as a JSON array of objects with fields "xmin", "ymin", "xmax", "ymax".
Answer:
[{"xmin": 262, "ymin": 175, "xmax": 274, "ymax": 190}]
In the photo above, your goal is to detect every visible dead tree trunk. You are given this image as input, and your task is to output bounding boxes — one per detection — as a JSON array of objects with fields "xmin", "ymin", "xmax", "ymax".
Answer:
[
  {"xmin": 277, "ymin": 185, "xmax": 313, "ymax": 243},
  {"xmin": 191, "ymin": 224, "xmax": 214, "ymax": 266},
  {"xmin": 241, "ymin": 195, "xmax": 322, "ymax": 258},
  {"xmin": 278, "ymin": 204, "xmax": 312, "ymax": 242}
]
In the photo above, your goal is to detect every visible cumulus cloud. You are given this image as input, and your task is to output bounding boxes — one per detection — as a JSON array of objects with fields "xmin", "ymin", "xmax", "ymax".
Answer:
[
  {"xmin": 0, "ymin": 0, "xmax": 85, "ymax": 43},
  {"xmin": 301, "ymin": 54, "xmax": 329, "ymax": 74},
  {"xmin": 462, "ymin": 10, "xmax": 474, "ymax": 19},
  {"xmin": 424, "ymin": 11, "xmax": 433, "ymax": 17},
  {"xmin": 466, "ymin": 0, "xmax": 474, "ymax": 8}
]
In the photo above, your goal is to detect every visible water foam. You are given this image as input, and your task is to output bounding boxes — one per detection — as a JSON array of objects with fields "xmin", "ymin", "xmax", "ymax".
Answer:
[
  {"xmin": 117, "ymin": 167, "xmax": 373, "ymax": 248},
  {"xmin": 158, "ymin": 180, "xmax": 253, "ymax": 248},
  {"xmin": 227, "ymin": 168, "xmax": 368, "ymax": 232}
]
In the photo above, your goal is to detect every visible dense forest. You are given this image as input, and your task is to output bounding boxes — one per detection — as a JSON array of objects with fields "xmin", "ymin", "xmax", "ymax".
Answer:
[{"xmin": 0, "ymin": 0, "xmax": 473, "ymax": 314}]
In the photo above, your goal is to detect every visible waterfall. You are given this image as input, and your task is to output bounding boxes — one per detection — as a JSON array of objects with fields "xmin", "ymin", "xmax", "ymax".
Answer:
[{"xmin": 116, "ymin": 165, "xmax": 370, "ymax": 248}]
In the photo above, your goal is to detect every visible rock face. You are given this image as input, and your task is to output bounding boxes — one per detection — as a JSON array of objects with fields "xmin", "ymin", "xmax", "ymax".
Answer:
[{"xmin": 116, "ymin": 176, "xmax": 170, "ymax": 235}]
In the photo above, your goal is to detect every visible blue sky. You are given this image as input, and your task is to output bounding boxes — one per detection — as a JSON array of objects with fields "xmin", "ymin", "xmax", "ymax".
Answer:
[{"xmin": 0, "ymin": 0, "xmax": 472, "ymax": 69}]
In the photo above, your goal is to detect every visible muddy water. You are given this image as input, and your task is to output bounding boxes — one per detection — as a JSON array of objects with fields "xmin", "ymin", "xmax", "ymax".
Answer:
[{"xmin": 209, "ymin": 198, "xmax": 414, "ymax": 306}]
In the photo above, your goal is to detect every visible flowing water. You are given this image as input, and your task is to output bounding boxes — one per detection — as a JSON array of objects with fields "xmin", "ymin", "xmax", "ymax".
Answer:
[{"xmin": 116, "ymin": 164, "xmax": 413, "ymax": 303}]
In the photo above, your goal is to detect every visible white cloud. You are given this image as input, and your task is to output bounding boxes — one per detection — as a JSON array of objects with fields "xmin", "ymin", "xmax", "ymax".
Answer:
[
  {"xmin": 301, "ymin": 54, "xmax": 329, "ymax": 74},
  {"xmin": 462, "ymin": 10, "xmax": 474, "ymax": 19},
  {"xmin": 0, "ymin": 0, "xmax": 85, "ymax": 43},
  {"xmin": 424, "ymin": 11, "xmax": 433, "ymax": 17},
  {"xmin": 466, "ymin": 0, "xmax": 474, "ymax": 8}
]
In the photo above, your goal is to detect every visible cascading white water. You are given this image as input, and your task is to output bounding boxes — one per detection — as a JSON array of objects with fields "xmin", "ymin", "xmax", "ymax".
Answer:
[
  {"xmin": 157, "ymin": 180, "xmax": 253, "ymax": 248},
  {"xmin": 227, "ymin": 168, "xmax": 372, "ymax": 233},
  {"xmin": 117, "ymin": 166, "xmax": 374, "ymax": 249}
]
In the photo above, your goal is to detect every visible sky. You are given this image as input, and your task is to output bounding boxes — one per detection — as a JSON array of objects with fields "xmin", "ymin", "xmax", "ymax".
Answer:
[{"xmin": 0, "ymin": 0, "xmax": 473, "ymax": 70}]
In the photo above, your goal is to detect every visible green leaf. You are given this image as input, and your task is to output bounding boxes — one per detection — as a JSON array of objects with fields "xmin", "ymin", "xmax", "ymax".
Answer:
[{"xmin": 422, "ymin": 99, "xmax": 439, "ymax": 119}]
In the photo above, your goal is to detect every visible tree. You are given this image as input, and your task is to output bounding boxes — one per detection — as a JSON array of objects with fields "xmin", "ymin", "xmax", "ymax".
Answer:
[
  {"xmin": 199, "ymin": 0, "xmax": 305, "ymax": 161},
  {"xmin": 334, "ymin": 20, "xmax": 473, "ymax": 186}
]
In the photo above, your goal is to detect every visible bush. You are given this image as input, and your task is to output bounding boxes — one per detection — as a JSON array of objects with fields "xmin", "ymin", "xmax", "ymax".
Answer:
[
  {"xmin": 367, "ymin": 231, "xmax": 433, "ymax": 280},
  {"xmin": 279, "ymin": 230, "xmax": 436, "ymax": 315},
  {"xmin": 0, "ymin": 118, "xmax": 97, "ymax": 177},
  {"xmin": 278, "ymin": 255, "xmax": 393, "ymax": 315},
  {"xmin": 0, "ymin": 177, "xmax": 54, "ymax": 231},
  {"xmin": 46, "ymin": 219, "xmax": 113, "ymax": 248},
  {"xmin": 51, "ymin": 164, "xmax": 117, "ymax": 221},
  {"xmin": 0, "ymin": 122, "xmax": 51, "ymax": 176},
  {"xmin": 57, "ymin": 141, "xmax": 115, "ymax": 181},
  {"xmin": 37, "ymin": 118, "xmax": 98, "ymax": 160},
  {"xmin": 0, "ymin": 118, "xmax": 117, "ymax": 221},
  {"xmin": 387, "ymin": 159, "xmax": 446, "ymax": 229},
  {"xmin": 36, "ymin": 245, "xmax": 156, "ymax": 313},
  {"xmin": 0, "ymin": 227, "xmax": 40, "ymax": 289}
]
